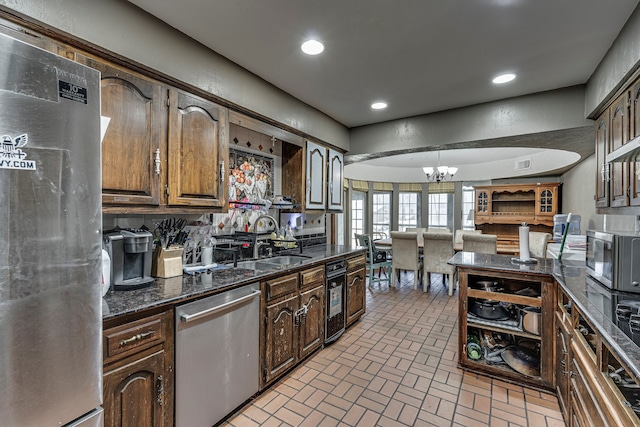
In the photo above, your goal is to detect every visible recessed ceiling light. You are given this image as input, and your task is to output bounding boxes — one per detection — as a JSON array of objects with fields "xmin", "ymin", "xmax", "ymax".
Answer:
[
  {"xmin": 301, "ymin": 40, "xmax": 324, "ymax": 55},
  {"xmin": 493, "ymin": 73, "xmax": 516, "ymax": 84},
  {"xmin": 371, "ymin": 102, "xmax": 387, "ymax": 110}
]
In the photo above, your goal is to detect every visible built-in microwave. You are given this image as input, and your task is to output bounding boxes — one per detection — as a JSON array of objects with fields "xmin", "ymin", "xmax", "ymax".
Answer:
[{"xmin": 586, "ymin": 230, "xmax": 640, "ymax": 293}]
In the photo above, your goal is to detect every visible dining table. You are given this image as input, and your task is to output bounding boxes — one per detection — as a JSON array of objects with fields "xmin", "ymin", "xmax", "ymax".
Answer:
[{"xmin": 375, "ymin": 237, "xmax": 520, "ymax": 255}]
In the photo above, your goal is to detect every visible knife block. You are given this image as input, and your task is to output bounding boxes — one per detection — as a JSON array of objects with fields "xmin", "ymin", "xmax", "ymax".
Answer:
[{"xmin": 152, "ymin": 246, "xmax": 184, "ymax": 278}]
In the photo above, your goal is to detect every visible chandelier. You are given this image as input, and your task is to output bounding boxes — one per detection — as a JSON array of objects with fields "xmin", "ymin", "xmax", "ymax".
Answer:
[{"xmin": 423, "ymin": 152, "xmax": 458, "ymax": 182}]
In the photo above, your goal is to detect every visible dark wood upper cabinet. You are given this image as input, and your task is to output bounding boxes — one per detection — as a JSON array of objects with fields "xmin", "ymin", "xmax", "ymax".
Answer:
[
  {"xmin": 608, "ymin": 93, "xmax": 629, "ymax": 208},
  {"xmin": 167, "ymin": 89, "xmax": 228, "ymax": 207},
  {"xmin": 75, "ymin": 53, "xmax": 164, "ymax": 208}
]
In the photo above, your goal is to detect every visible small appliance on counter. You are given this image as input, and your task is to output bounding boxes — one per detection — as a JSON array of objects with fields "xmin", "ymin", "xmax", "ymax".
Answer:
[
  {"xmin": 103, "ymin": 228, "xmax": 155, "ymax": 290},
  {"xmin": 586, "ymin": 230, "xmax": 640, "ymax": 293}
]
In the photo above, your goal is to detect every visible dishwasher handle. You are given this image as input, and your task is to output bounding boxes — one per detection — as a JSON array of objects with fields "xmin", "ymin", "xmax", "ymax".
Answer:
[{"xmin": 180, "ymin": 289, "xmax": 262, "ymax": 323}]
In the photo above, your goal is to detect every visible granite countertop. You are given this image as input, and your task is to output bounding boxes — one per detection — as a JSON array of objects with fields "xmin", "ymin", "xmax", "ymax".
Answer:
[
  {"xmin": 103, "ymin": 244, "xmax": 364, "ymax": 321},
  {"xmin": 448, "ymin": 251, "xmax": 555, "ymax": 276},
  {"xmin": 450, "ymin": 251, "xmax": 640, "ymax": 383}
]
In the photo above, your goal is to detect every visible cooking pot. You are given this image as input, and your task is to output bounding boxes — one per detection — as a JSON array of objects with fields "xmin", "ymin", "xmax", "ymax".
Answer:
[
  {"xmin": 472, "ymin": 280, "xmax": 500, "ymax": 292},
  {"xmin": 520, "ymin": 306, "xmax": 541, "ymax": 335},
  {"xmin": 501, "ymin": 345, "xmax": 540, "ymax": 377},
  {"xmin": 470, "ymin": 299, "xmax": 510, "ymax": 320}
]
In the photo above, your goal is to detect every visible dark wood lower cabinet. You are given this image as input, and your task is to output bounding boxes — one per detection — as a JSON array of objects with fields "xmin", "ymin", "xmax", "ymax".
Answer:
[
  {"xmin": 299, "ymin": 284, "xmax": 325, "ymax": 359},
  {"xmin": 102, "ymin": 309, "xmax": 173, "ymax": 427},
  {"xmin": 103, "ymin": 351, "xmax": 166, "ymax": 427},
  {"xmin": 346, "ymin": 267, "xmax": 365, "ymax": 326},
  {"xmin": 263, "ymin": 293, "xmax": 299, "ymax": 385},
  {"xmin": 261, "ymin": 266, "xmax": 327, "ymax": 388}
]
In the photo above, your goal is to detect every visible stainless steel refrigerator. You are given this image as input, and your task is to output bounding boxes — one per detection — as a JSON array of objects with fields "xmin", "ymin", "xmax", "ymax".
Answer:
[{"xmin": 0, "ymin": 34, "xmax": 103, "ymax": 426}]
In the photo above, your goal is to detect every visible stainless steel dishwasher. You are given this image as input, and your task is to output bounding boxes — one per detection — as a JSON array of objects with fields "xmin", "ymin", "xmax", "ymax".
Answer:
[{"xmin": 175, "ymin": 282, "xmax": 261, "ymax": 427}]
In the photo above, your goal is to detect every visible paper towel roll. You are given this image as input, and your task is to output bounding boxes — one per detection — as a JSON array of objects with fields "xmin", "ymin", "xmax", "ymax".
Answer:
[{"xmin": 519, "ymin": 224, "xmax": 530, "ymax": 260}]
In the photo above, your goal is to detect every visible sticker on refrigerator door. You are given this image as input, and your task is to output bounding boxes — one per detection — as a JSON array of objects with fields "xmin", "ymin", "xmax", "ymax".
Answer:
[
  {"xmin": 0, "ymin": 134, "xmax": 36, "ymax": 170},
  {"xmin": 58, "ymin": 80, "xmax": 87, "ymax": 104}
]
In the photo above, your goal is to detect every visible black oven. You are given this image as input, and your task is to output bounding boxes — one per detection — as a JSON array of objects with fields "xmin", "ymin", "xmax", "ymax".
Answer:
[{"xmin": 325, "ymin": 259, "xmax": 347, "ymax": 344}]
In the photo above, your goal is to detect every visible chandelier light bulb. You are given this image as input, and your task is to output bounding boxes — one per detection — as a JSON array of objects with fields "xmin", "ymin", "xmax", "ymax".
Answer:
[{"xmin": 423, "ymin": 167, "xmax": 434, "ymax": 175}]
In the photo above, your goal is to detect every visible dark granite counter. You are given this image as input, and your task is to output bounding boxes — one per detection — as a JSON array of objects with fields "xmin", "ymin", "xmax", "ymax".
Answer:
[
  {"xmin": 103, "ymin": 244, "xmax": 364, "ymax": 321},
  {"xmin": 448, "ymin": 251, "xmax": 555, "ymax": 276},
  {"xmin": 450, "ymin": 251, "xmax": 640, "ymax": 383}
]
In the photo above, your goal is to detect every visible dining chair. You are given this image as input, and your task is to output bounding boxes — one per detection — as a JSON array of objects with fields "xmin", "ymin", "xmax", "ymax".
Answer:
[
  {"xmin": 406, "ymin": 227, "xmax": 426, "ymax": 246},
  {"xmin": 390, "ymin": 231, "xmax": 422, "ymax": 290},
  {"xmin": 529, "ymin": 231, "xmax": 552, "ymax": 258},
  {"xmin": 462, "ymin": 233, "xmax": 498, "ymax": 254},
  {"xmin": 454, "ymin": 229, "xmax": 482, "ymax": 250},
  {"xmin": 355, "ymin": 233, "xmax": 392, "ymax": 287},
  {"xmin": 422, "ymin": 231, "xmax": 457, "ymax": 295}
]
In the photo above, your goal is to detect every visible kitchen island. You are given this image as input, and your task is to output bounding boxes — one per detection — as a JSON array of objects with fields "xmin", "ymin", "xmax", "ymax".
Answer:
[
  {"xmin": 450, "ymin": 251, "xmax": 640, "ymax": 426},
  {"xmin": 101, "ymin": 244, "xmax": 366, "ymax": 427}
]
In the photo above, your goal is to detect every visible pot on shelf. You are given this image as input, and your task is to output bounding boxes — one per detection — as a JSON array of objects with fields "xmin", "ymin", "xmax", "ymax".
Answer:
[
  {"xmin": 520, "ymin": 306, "xmax": 541, "ymax": 335},
  {"xmin": 470, "ymin": 299, "xmax": 510, "ymax": 320},
  {"xmin": 472, "ymin": 280, "xmax": 501, "ymax": 292}
]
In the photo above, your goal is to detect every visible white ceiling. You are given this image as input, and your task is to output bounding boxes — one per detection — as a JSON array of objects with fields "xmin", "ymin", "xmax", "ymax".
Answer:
[{"xmin": 126, "ymin": 0, "xmax": 638, "ymax": 181}]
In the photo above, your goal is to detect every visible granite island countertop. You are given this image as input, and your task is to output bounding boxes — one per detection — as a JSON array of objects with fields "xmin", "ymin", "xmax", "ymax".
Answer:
[
  {"xmin": 449, "ymin": 251, "xmax": 640, "ymax": 383},
  {"xmin": 103, "ymin": 244, "xmax": 365, "ymax": 321}
]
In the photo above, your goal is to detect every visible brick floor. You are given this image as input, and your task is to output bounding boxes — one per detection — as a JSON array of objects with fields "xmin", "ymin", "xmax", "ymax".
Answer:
[{"xmin": 223, "ymin": 272, "xmax": 566, "ymax": 427}]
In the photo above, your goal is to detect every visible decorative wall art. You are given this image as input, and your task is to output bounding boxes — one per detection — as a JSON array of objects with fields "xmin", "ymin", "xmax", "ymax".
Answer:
[{"xmin": 228, "ymin": 148, "xmax": 274, "ymax": 207}]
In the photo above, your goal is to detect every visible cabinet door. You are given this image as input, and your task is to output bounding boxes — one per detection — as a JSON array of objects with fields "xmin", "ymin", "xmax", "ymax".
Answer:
[
  {"xmin": 555, "ymin": 318, "xmax": 570, "ymax": 419},
  {"xmin": 327, "ymin": 148, "xmax": 344, "ymax": 211},
  {"xmin": 595, "ymin": 111, "xmax": 610, "ymax": 208},
  {"xmin": 536, "ymin": 185, "xmax": 557, "ymax": 218},
  {"xmin": 167, "ymin": 89, "xmax": 228, "ymax": 207},
  {"xmin": 630, "ymin": 79, "xmax": 640, "ymax": 206},
  {"xmin": 609, "ymin": 94, "xmax": 629, "ymax": 208},
  {"xmin": 298, "ymin": 284, "xmax": 325, "ymax": 360},
  {"xmin": 305, "ymin": 140, "xmax": 327, "ymax": 210},
  {"xmin": 264, "ymin": 294, "xmax": 299, "ymax": 384},
  {"xmin": 475, "ymin": 190, "xmax": 490, "ymax": 223},
  {"xmin": 75, "ymin": 54, "xmax": 163, "ymax": 207},
  {"xmin": 346, "ymin": 267, "xmax": 366, "ymax": 326},
  {"xmin": 104, "ymin": 351, "xmax": 167, "ymax": 427}
]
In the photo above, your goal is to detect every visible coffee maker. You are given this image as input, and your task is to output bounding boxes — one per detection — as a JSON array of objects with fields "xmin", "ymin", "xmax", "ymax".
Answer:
[{"xmin": 103, "ymin": 228, "xmax": 155, "ymax": 290}]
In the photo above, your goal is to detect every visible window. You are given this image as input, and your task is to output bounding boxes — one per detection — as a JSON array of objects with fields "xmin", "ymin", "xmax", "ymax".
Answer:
[
  {"xmin": 372, "ymin": 192, "xmax": 391, "ymax": 238},
  {"xmin": 428, "ymin": 193, "xmax": 453, "ymax": 229},
  {"xmin": 351, "ymin": 191, "xmax": 366, "ymax": 246},
  {"xmin": 398, "ymin": 192, "xmax": 420, "ymax": 231},
  {"xmin": 462, "ymin": 186, "xmax": 475, "ymax": 230}
]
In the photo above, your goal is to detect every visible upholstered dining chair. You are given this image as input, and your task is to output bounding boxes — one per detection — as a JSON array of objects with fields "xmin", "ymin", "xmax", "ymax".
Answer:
[
  {"xmin": 462, "ymin": 233, "xmax": 498, "ymax": 254},
  {"xmin": 454, "ymin": 229, "xmax": 482, "ymax": 250},
  {"xmin": 422, "ymin": 231, "xmax": 457, "ymax": 295},
  {"xmin": 529, "ymin": 231, "xmax": 552, "ymax": 258},
  {"xmin": 355, "ymin": 233, "xmax": 392, "ymax": 287},
  {"xmin": 406, "ymin": 227, "xmax": 426, "ymax": 246},
  {"xmin": 390, "ymin": 231, "xmax": 422, "ymax": 290}
]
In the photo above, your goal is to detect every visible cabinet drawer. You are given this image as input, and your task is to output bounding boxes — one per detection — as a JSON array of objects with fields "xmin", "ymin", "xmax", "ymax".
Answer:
[
  {"xmin": 301, "ymin": 266, "xmax": 325, "ymax": 287},
  {"xmin": 347, "ymin": 254, "xmax": 365, "ymax": 271},
  {"xmin": 104, "ymin": 312, "xmax": 169, "ymax": 364},
  {"xmin": 266, "ymin": 273, "xmax": 299, "ymax": 301}
]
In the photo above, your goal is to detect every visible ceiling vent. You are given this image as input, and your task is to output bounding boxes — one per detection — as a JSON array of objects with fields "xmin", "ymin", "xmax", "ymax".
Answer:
[{"xmin": 515, "ymin": 158, "xmax": 531, "ymax": 171}]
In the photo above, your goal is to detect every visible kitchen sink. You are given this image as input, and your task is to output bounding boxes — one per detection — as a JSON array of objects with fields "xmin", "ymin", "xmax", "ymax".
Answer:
[
  {"xmin": 234, "ymin": 260, "xmax": 279, "ymax": 271},
  {"xmin": 234, "ymin": 255, "xmax": 312, "ymax": 271},
  {"xmin": 260, "ymin": 255, "xmax": 312, "ymax": 266}
]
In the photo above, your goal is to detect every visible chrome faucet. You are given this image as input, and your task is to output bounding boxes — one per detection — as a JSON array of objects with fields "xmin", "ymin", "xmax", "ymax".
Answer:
[
  {"xmin": 253, "ymin": 214, "xmax": 279, "ymax": 234},
  {"xmin": 254, "ymin": 240, "xmax": 272, "ymax": 259}
]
